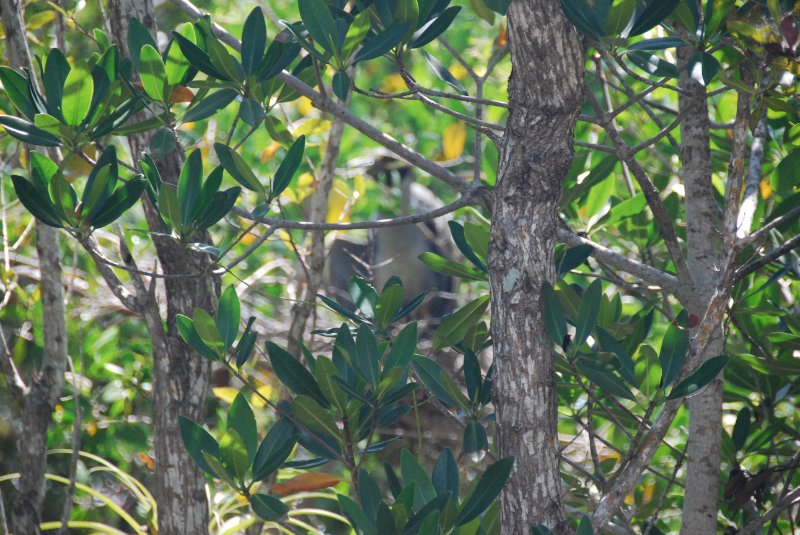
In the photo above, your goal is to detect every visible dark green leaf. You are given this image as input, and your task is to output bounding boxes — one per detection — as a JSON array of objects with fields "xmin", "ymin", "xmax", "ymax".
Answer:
[
  {"xmin": 449, "ymin": 221, "xmax": 487, "ymax": 272},
  {"xmin": 176, "ymin": 314, "xmax": 220, "ymax": 360},
  {"xmin": 127, "ymin": 18, "xmax": 158, "ymax": 68},
  {"xmin": 234, "ymin": 318, "xmax": 257, "ymax": 368},
  {"xmin": 298, "ymin": 0, "xmax": 339, "ymax": 54},
  {"xmin": 216, "ymin": 285, "xmax": 241, "ymax": 350},
  {"xmin": 251, "ymin": 494, "xmax": 289, "ymax": 521},
  {"xmin": 384, "ymin": 322, "xmax": 418, "ymax": 371},
  {"xmin": 419, "ymin": 252, "xmax": 487, "ymax": 281},
  {"xmin": 178, "ymin": 149, "xmax": 203, "ymax": 227},
  {"xmin": 228, "ymin": 392, "xmax": 257, "ymax": 464},
  {"xmin": 179, "ymin": 416, "xmax": 220, "ymax": 476},
  {"xmin": 574, "ymin": 279, "xmax": 602, "ymax": 347},
  {"xmin": 409, "ymin": 6, "xmax": 461, "ymax": 49},
  {"xmin": 266, "ymin": 342, "xmax": 329, "ymax": 407},
  {"xmin": 627, "ymin": 51, "xmax": 678, "ymax": 78},
  {"xmin": 456, "ymin": 457, "xmax": 514, "ymax": 525},
  {"xmin": 432, "ymin": 448, "xmax": 459, "ymax": 497},
  {"xmin": 628, "ymin": 37, "xmax": 686, "ymax": 51},
  {"xmin": 667, "ymin": 355, "xmax": 729, "ymax": 400},
  {"xmin": 0, "ymin": 67, "xmax": 35, "ymax": 119},
  {"xmin": 354, "ymin": 324, "xmax": 381, "ymax": 387},
  {"xmin": 576, "ymin": 515, "xmax": 594, "ymax": 535},
  {"xmin": 332, "ymin": 70, "xmax": 350, "ymax": 101},
  {"xmin": 421, "ymin": 50, "xmax": 467, "ymax": 95},
  {"xmin": 412, "ymin": 355, "xmax": 470, "ymax": 410},
  {"xmin": 0, "ymin": 115, "xmax": 61, "ymax": 146},
  {"xmin": 577, "ymin": 360, "xmax": 635, "ymax": 400},
  {"xmin": 253, "ymin": 419, "xmax": 298, "ymax": 481},
  {"xmin": 402, "ymin": 449, "xmax": 436, "ymax": 510},
  {"xmin": 375, "ymin": 284, "xmax": 404, "ymax": 329},
  {"xmin": 215, "ymin": 143, "xmax": 264, "ymax": 194},
  {"xmin": 732, "ymin": 406, "xmax": 751, "ymax": 452},
  {"xmin": 463, "ymin": 420, "xmax": 488, "ymax": 453},
  {"xmin": 659, "ymin": 322, "xmax": 688, "ymax": 388},
  {"xmin": 542, "ymin": 282, "xmax": 567, "ymax": 346},
  {"xmin": 433, "ymin": 295, "xmax": 490, "ymax": 351},
  {"xmin": 355, "ymin": 23, "xmax": 411, "ymax": 62},
  {"xmin": 271, "ymin": 135, "xmax": 305, "ymax": 200},
  {"xmin": 686, "ymin": 51, "xmax": 720, "ymax": 86},
  {"xmin": 628, "ymin": 0, "xmax": 680, "ymax": 36},
  {"xmin": 10, "ymin": 175, "xmax": 62, "ymax": 227},
  {"xmin": 219, "ymin": 429, "xmax": 250, "ymax": 481},
  {"xmin": 291, "ymin": 395, "xmax": 340, "ymax": 439},
  {"xmin": 172, "ymin": 31, "xmax": 229, "ymax": 81},
  {"xmin": 149, "ymin": 127, "xmax": 177, "ymax": 158},
  {"xmin": 560, "ymin": 0, "xmax": 606, "ymax": 38},
  {"xmin": 242, "ymin": 7, "xmax": 267, "ymax": 76},
  {"xmin": 239, "ymin": 97, "xmax": 265, "ymax": 127},
  {"xmin": 89, "ymin": 179, "xmax": 146, "ymax": 228},
  {"xmin": 183, "ymin": 88, "xmax": 238, "ymax": 123}
]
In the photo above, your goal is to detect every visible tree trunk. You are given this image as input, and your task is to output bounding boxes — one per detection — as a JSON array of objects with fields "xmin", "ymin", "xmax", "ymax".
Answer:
[
  {"xmin": 0, "ymin": 1, "xmax": 69, "ymax": 533},
  {"xmin": 106, "ymin": 2, "xmax": 214, "ymax": 533},
  {"xmin": 677, "ymin": 46, "xmax": 726, "ymax": 535},
  {"xmin": 489, "ymin": 1, "xmax": 584, "ymax": 533}
]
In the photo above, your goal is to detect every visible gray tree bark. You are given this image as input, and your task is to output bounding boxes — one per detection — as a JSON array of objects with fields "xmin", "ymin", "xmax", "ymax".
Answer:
[
  {"xmin": 0, "ymin": 1, "xmax": 69, "ymax": 533},
  {"xmin": 489, "ymin": 1, "xmax": 584, "ymax": 533},
  {"xmin": 106, "ymin": 2, "xmax": 215, "ymax": 533},
  {"xmin": 677, "ymin": 46, "xmax": 726, "ymax": 535}
]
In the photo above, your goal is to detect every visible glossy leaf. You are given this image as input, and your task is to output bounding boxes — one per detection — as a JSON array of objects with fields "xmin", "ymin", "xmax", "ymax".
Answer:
[
  {"xmin": 433, "ymin": 295, "xmax": 490, "ymax": 350},
  {"xmin": 139, "ymin": 44, "xmax": 168, "ymax": 103},
  {"xmin": 183, "ymin": 88, "xmax": 238, "ymax": 123},
  {"xmin": 463, "ymin": 420, "xmax": 488, "ymax": 453},
  {"xmin": 0, "ymin": 115, "xmax": 61, "ymax": 146},
  {"xmin": 628, "ymin": 0, "xmax": 680, "ymax": 36},
  {"xmin": 0, "ymin": 67, "xmax": 35, "ymax": 119},
  {"xmin": 242, "ymin": 7, "xmax": 267, "ymax": 75},
  {"xmin": 89, "ymin": 179, "xmax": 146, "ymax": 229},
  {"xmin": 298, "ymin": 0, "xmax": 339, "ymax": 54},
  {"xmin": 667, "ymin": 355, "xmax": 729, "ymax": 399},
  {"xmin": 659, "ymin": 322, "xmax": 689, "ymax": 388},
  {"xmin": 410, "ymin": 6, "xmax": 461, "ymax": 49},
  {"xmin": 574, "ymin": 279, "xmax": 602, "ymax": 347},
  {"xmin": 215, "ymin": 143, "xmax": 264, "ymax": 194},
  {"xmin": 432, "ymin": 448, "xmax": 459, "ymax": 497},
  {"xmin": 271, "ymin": 135, "xmax": 305, "ymax": 200},
  {"xmin": 179, "ymin": 416, "xmax": 220, "ymax": 476},
  {"xmin": 228, "ymin": 392, "xmax": 257, "ymax": 464},
  {"xmin": 560, "ymin": 0, "xmax": 605, "ymax": 38},
  {"xmin": 253, "ymin": 419, "xmax": 298, "ymax": 481},
  {"xmin": 266, "ymin": 342, "xmax": 329, "ymax": 407},
  {"xmin": 250, "ymin": 494, "xmax": 289, "ymax": 521},
  {"xmin": 456, "ymin": 457, "xmax": 514, "ymax": 525},
  {"xmin": 216, "ymin": 285, "xmax": 241, "ymax": 350},
  {"xmin": 542, "ymin": 282, "xmax": 567, "ymax": 346},
  {"xmin": 10, "ymin": 175, "xmax": 62, "ymax": 228}
]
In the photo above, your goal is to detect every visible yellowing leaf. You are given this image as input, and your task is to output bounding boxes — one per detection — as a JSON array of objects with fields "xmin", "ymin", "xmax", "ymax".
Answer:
[
  {"xmin": 283, "ymin": 172, "xmax": 315, "ymax": 204},
  {"xmin": 380, "ymin": 73, "xmax": 406, "ymax": 94},
  {"xmin": 295, "ymin": 96, "xmax": 313, "ymax": 116},
  {"xmin": 260, "ymin": 141, "xmax": 281, "ymax": 163},
  {"xmin": 294, "ymin": 118, "xmax": 332, "ymax": 137},
  {"xmin": 759, "ymin": 178, "xmax": 773, "ymax": 199},
  {"xmin": 86, "ymin": 420, "xmax": 97, "ymax": 437},
  {"xmin": 212, "ymin": 386, "xmax": 240, "ymax": 404},
  {"xmin": 441, "ymin": 122, "xmax": 467, "ymax": 161},
  {"xmin": 495, "ymin": 24, "xmax": 507, "ymax": 48},
  {"xmin": 272, "ymin": 473, "xmax": 343, "ymax": 496},
  {"xmin": 326, "ymin": 178, "xmax": 356, "ymax": 223},
  {"xmin": 250, "ymin": 385, "xmax": 273, "ymax": 409},
  {"xmin": 449, "ymin": 63, "xmax": 468, "ymax": 81}
]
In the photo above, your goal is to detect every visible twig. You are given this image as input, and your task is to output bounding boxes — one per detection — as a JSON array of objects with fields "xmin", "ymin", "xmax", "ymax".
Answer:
[
  {"xmin": 735, "ymin": 234, "xmax": 800, "ymax": 281},
  {"xmin": 736, "ymin": 114, "xmax": 768, "ymax": 240}
]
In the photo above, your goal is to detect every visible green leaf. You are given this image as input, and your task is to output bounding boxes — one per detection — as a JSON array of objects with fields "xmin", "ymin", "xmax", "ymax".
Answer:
[
  {"xmin": 253, "ymin": 419, "xmax": 298, "ymax": 481},
  {"xmin": 576, "ymin": 515, "xmax": 594, "ymax": 535},
  {"xmin": 542, "ymin": 282, "xmax": 567, "ymax": 346},
  {"xmin": 628, "ymin": 0, "xmax": 680, "ymax": 36},
  {"xmin": 158, "ymin": 184, "xmax": 182, "ymax": 232},
  {"xmin": 457, "ymin": 457, "xmax": 514, "ymax": 525},
  {"xmin": 271, "ymin": 135, "xmax": 305, "ymax": 200},
  {"xmin": 574, "ymin": 280, "xmax": 602, "ymax": 347},
  {"xmin": 604, "ymin": 0, "xmax": 635, "ymax": 35},
  {"xmin": 705, "ymin": 0, "xmax": 735, "ymax": 37},
  {"xmin": 127, "ymin": 18, "xmax": 158, "ymax": 69},
  {"xmin": 421, "ymin": 50, "xmax": 467, "ymax": 95},
  {"xmin": 228, "ymin": 392, "xmax": 258, "ymax": 466},
  {"xmin": 216, "ymin": 285, "xmax": 241, "ymax": 350},
  {"xmin": 239, "ymin": 97, "xmax": 265, "ymax": 127},
  {"xmin": 432, "ymin": 448, "xmax": 459, "ymax": 497},
  {"xmin": 332, "ymin": 70, "xmax": 350, "ymax": 101},
  {"xmin": 419, "ymin": 252, "xmax": 487, "ymax": 281},
  {"xmin": 183, "ymin": 88, "xmax": 238, "ymax": 123},
  {"xmin": 484, "ymin": 0, "xmax": 511, "ymax": 14},
  {"xmin": 314, "ymin": 356, "xmax": 347, "ymax": 411},
  {"xmin": 0, "ymin": 67, "xmax": 35, "ymax": 119},
  {"xmin": 178, "ymin": 149, "xmax": 203, "ymax": 227},
  {"xmin": 412, "ymin": 355, "xmax": 470, "ymax": 410},
  {"xmin": 172, "ymin": 31, "xmax": 229, "ymax": 80},
  {"xmin": 687, "ymin": 51, "xmax": 720, "ymax": 86},
  {"xmin": 772, "ymin": 149, "xmax": 800, "ymax": 194},
  {"xmin": 205, "ymin": 36, "xmax": 244, "ymax": 83},
  {"xmin": 233, "ymin": 317, "xmax": 257, "ymax": 368},
  {"xmin": 149, "ymin": 127, "xmax": 177, "ymax": 158},
  {"xmin": 89, "ymin": 179, "xmax": 146, "ymax": 229},
  {"xmin": 165, "ymin": 25, "xmax": 194, "ymax": 85},
  {"xmin": 178, "ymin": 416, "xmax": 220, "ymax": 476},
  {"xmin": 10, "ymin": 175, "xmax": 62, "ymax": 228},
  {"xmin": 732, "ymin": 406, "xmax": 751, "ymax": 452},
  {"xmin": 355, "ymin": 24, "xmax": 411, "ymax": 62},
  {"xmin": 627, "ymin": 51, "xmax": 678, "ymax": 78},
  {"xmin": 667, "ymin": 355, "xmax": 729, "ymax": 400},
  {"xmin": 375, "ymin": 284, "xmax": 404, "ymax": 329},
  {"xmin": 628, "ymin": 37, "xmax": 686, "ymax": 51},
  {"xmin": 402, "ymin": 449, "xmax": 437, "ymax": 510},
  {"xmin": 215, "ymin": 143, "xmax": 264, "ymax": 195},
  {"xmin": 242, "ymin": 7, "xmax": 267, "ymax": 76},
  {"xmin": 291, "ymin": 395, "xmax": 340, "ymax": 439},
  {"xmin": 193, "ymin": 308, "xmax": 225, "ymax": 354},
  {"xmin": 341, "ymin": 11, "xmax": 370, "ymax": 59},
  {"xmin": 659, "ymin": 322, "xmax": 688, "ymax": 388},
  {"xmin": 605, "ymin": 192, "xmax": 646, "ymax": 226},
  {"xmin": 433, "ymin": 295, "xmax": 490, "ymax": 350},
  {"xmin": 560, "ymin": 0, "xmax": 606, "ymax": 38},
  {"xmin": 409, "ymin": 6, "xmax": 461, "ymax": 49},
  {"xmin": 298, "ymin": 0, "xmax": 339, "ymax": 54},
  {"xmin": 250, "ymin": 494, "xmax": 289, "ymax": 521},
  {"xmin": 266, "ymin": 342, "xmax": 329, "ymax": 407},
  {"xmin": 449, "ymin": 221, "xmax": 487, "ymax": 272},
  {"xmin": 176, "ymin": 314, "xmax": 220, "ymax": 360},
  {"xmin": 220, "ymin": 428, "xmax": 250, "ymax": 481},
  {"xmin": 0, "ymin": 115, "xmax": 61, "ymax": 147},
  {"xmin": 354, "ymin": 324, "xmax": 381, "ymax": 388},
  {"xmin": 384, "ymin": 322, "xmax": 418, "ymax": 372},
  {"xmin": 139, "ymin": 44, "xmax": 168, "ymax": 103},
  {"xmin": 576, "ymin": 360, "xmax": 635, "ymax": 400},
  {"xmin": 463, "ymin": 420, "xmax": 488, "ymax": 453}
]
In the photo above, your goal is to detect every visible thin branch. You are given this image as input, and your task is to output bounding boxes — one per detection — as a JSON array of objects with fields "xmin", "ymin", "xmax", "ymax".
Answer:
[
  {"xmin": 736, "ymin": 114, "xmax": 768, "ymax": 240},
  {"xmin": 586, "ymin": 90, "xmax": 695, "ymax": 306},
  {"xmin": 738, "ymin": 486, "xmax": 800, "ymax": 535},
  {"xmin": 0, "ymin": 326, "xmax": 26, "ymax": 400},
  {"xmin": 742, "ymin": 204, "xmax": 800, "ymax": 247},
  {"xmin": 169, "ymin": 0, "xmax": 491, "ymax": 209},
  {"xmin": 735, "ymin": 234, "xmax": 800, "ymax": 281}
]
